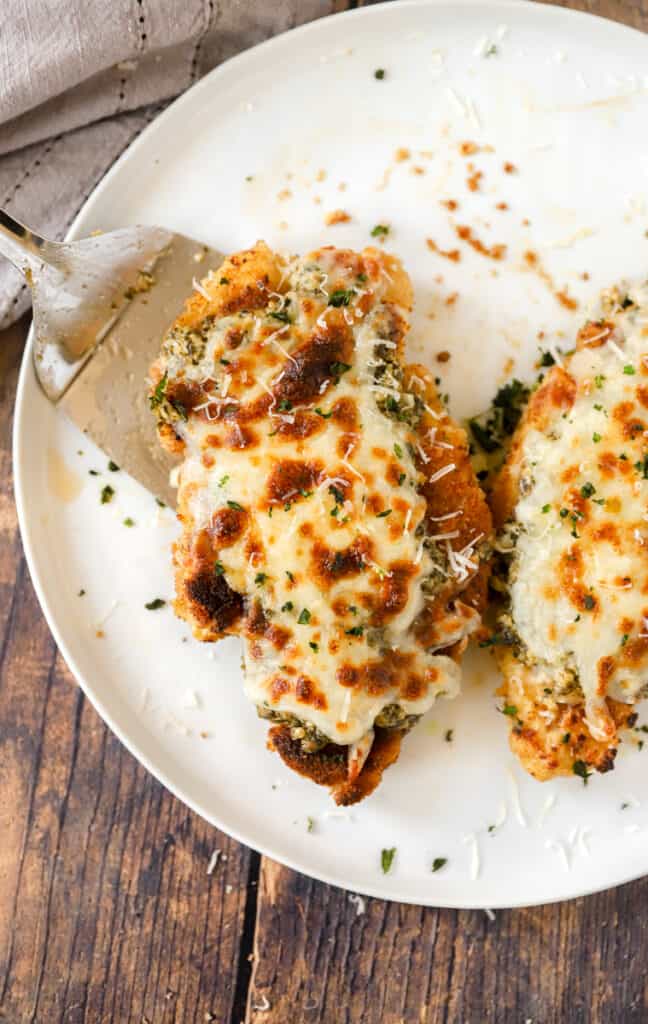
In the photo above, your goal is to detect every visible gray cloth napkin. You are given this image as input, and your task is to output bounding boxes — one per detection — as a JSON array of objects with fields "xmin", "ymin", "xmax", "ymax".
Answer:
[{"xmin": 0, "ymin": 0, "xmax": 334, "ymax": 329}]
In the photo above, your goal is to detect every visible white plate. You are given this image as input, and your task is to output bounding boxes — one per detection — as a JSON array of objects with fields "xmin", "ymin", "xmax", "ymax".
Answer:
[{"xmin": 14, "ymin": 0, "xmax": 648, "ymax": 908}]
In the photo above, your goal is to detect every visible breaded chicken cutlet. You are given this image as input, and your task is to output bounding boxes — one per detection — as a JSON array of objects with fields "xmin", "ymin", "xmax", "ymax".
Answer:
[
  {"xmin": 150, "ymin": 241, "xmax": 491, "ymax": 803},
  {"xmin": 490, "ymin": 286, "xmax": 648, "ymax": 781}
]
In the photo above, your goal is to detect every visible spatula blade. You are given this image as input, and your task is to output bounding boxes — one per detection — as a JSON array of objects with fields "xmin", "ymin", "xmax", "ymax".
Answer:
[{"xmin": 59, "ymin": 233, "xmax": 223, "ymax": 507}]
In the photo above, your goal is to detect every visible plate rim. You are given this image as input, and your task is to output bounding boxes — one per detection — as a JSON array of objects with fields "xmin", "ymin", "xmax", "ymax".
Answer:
[{"xmin": 12, "ymin": 0, "xmax": 648, "ymax": 909}]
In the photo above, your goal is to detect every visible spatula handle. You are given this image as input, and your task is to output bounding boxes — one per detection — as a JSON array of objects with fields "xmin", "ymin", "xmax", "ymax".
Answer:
[{"xmin": 0, "ymin": 208, "xmax": 51, "ymax": 278}]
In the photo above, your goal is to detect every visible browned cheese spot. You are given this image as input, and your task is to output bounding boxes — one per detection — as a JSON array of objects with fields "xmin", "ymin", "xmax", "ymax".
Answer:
[
  {"xmin": 266, "ymin": 460, "xmax": 321, "ymax": 504},
  {"xmin": 185, "ymin": 571, "xmax": 243, "ymax": 632},
  {"xmin": 295, "ymin": 675, "xmax": 328, "ymax": 710},
  {"xmin": 210, "ymin": 506, "xmax": 246, "ymax": 547},
  {"xmin": 273, "ymin": 321, "xmax": 353, "ymax": 406}
]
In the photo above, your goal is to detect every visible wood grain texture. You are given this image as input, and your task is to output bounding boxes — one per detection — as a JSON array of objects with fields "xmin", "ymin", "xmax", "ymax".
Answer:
[
  {"xmin": 0, "ymin": 321, "xmax": 258, "ymax": 1023},
  {"xmin": 248, "ymin": 861, "xmax": 648, "ymax": 1024},
  {"xmin": 540, "ymin": 0, "xmax": 648, "ymax": 30},
  {"xmin": 1, "ymin": 2, "xmax": 648, "ymax": 1022}
]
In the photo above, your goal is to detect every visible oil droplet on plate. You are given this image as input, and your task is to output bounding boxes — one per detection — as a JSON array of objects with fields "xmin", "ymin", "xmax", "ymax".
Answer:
[{"xmin": 47, "ymin": 447, "xmax": 83, "ymax": 503}]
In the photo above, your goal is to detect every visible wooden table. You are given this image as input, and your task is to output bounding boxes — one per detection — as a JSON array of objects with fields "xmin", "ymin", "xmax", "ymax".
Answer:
[{"xmin": 2, "ymin": 3, "xmax": 648, "ymax": 1020}]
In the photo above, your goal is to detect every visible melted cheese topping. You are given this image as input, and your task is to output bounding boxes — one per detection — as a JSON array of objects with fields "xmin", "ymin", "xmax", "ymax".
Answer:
[
  {"xmin": 156, "ymin": 244, "xmax": 486, "ymax": 748},
  {"xmin": 508, "ymin": 289, "xmax": 648, "ymax": 740}
]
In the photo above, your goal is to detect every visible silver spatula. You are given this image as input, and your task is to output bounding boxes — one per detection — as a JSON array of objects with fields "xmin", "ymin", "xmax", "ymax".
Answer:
[{"xmin": 1, "ymin": 209, "xmax": 223, "ymax": 506}]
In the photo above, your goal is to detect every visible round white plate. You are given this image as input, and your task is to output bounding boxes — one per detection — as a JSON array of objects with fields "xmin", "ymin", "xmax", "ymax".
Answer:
[{"xmin": 14, "ymin": 0, "xmax": 648, "ymax": 908}]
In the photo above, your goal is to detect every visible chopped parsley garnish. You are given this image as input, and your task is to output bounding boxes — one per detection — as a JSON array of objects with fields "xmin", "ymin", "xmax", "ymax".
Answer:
[
  {"xmin": 623, "ymin": 365, "xmax": 636, "ymax": 375},
  {"xmin": 270, "ymin": 310, "xmax": 292, "ymax": 324},
  {"xmin": 621, "ymin": 634, "xmax": 629, "ymax": 647},
  {"xmin": 594, "ymin": 374, "xmax": 605, "ymax": 388},
  {"xmin": 309, "ymin": 641, "xmax": 319, "ymax": 652},
  {"xmin": 227, "ymin": 500, "xmax": 244, "ymax": 511},
  {"xmin": 560, "ymin": 508, "xmax": 569, "ymax": 518},
  {"xmin": 393, "ymin": 443, "xmax": 403, "ymax": 458},
  {"xmin": 89, "ymin": 469, "xmax": 99, "ymax": 476},
  {"xmin": 580, "ymin": 482, "xmax": 596, "ymax": 499},
  {"xmin": 381, "ymin": 847, "xmax": 396, "ymax": 874},
  {"xmin": 542, "ymin": 504, "xmax": 551, "ymax": 514},
  {"xmin": 374, "ymin": 68, "xmax": 386, "ymax": 80},
  {"xmin": 593, "ymin": 403, "xmax": 604, "ymax": 412},
  {"xmin": 329, "ymin": 361, "xmax": 352, "ymax": 380},
  {"xmin": 286, "ymin": 571, "xmax": 295, "ymax": 582},
  {"xmin": 398, "ymin": 472, "xmax": 406, "ymax": 485},
  {"xmin": 538, "ymin": 349, "xmax": 556, "ymax": 367},
  {"xmin": 155, "ymin": 498, "xmax": 166, "ymax": 507},
  {"xmin": 254, "ymin": 573, "xmax": 267, "ymax": 586},
  {"xmin": 214, "ymin": 561, "xmax": 225, "ymax": 576},
  {"xmin": 314, "ymin": 407, "xmax": 333, "ymax": 418},
  {"xmin": 371, "ymin": 224, "xmax": 390, "ymax": 237},
  {"xmin": 583, "ymin": 594, "xmax": 596, "ymax": 610},
  {"xmin": 481, "ymin": 379, "xmax": 530, "ymax": 446},
  {"xmin": 376, "ymin": 509, "xmax": 392, "ymax": 518},
  {"xmin": 469, "ymin": 379, "xmax": 531, "ymax": 455},
  {"xmin": 219, "ymin": 276, "xmax": 230, "ymax": 284},
  {"xmin": 306, "ymin": 816, "xmax": 315, "ymax": 832},
  {"xmin": 218, "ymin": 475, "xmax": 229, "ymax": 487},
  {"xmin": 634, "ymin": 456, "xmax": 648, "ymax": 479},
  {"xmin": 445, "ymin": 729, "xmax": 453, "ymax": 743},
  {"xmin": 431, "ymin": 857, "xmax": 448, "ymax": 873},
  {"xmin": 100, "ymin": 485, "xmax": 114, "ymax": 505},
  {"xmin": 573, "ymin": 759, "xmax": 591, "ymax": 785},
  {"xmin": 145, "ymin": 598, "xmax": 166, "ymax": 610},
  {"xmin": 562, "ymin": 732, "xmax": 571, "ymax": 744},
  {"xmin": 123, "ymin": 517, "xmax": 135, "ymax": 527},
  {"xmin": 329, "ymin": 484, "xmax": 345, "ymax": 505},
  {"xmin": 219, "ymin": 357, "xmax": 230, "ymax": 365},
  {"xmin": 345, "ymin": 625, "xmax": 364, "ymax": 637},
  {"xmin": 149, "ymin": 371, "xmax": 168, "ymax": 409},
  {"xmin": 78, "ymin": 589, "xmax": 86, "ymax": 597},
  {"xmin": 468, "ymin": 418, "xmax": 500, "ymax": 453},
  {"xmin": 108, "ymin": 460, "xmax": 120, "ymax": 472},
  {"xmin": 328, "ymin": 290, "xmax": 354, "ymax": 308},
  {"xmin": 297, "ymin": 608, "xmax": 311, "ymax": 625},
  {"xmin": 281, "ymin": 601, "xmax": 294, "ymax": 613},
  {"xmin": 592, "ymin": 432, "xmax": 601, "ymax": 443},
  {"xmin": 277, "ymin": 399, "xmax": 293, "ymax": 412},
  {"xmin": 502, "ymin": 704, "xmax": 518, "ymax": 716}
]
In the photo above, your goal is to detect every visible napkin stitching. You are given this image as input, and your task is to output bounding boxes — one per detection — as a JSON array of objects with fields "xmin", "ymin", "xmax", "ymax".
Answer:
[{"xmin": 2, "ymin": 137, "xmax": 62, "ymax": 210}]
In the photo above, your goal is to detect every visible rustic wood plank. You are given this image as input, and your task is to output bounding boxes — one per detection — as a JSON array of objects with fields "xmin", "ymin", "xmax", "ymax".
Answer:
[
  {"xmin": 540, "ymin": 0, "xmax": 648, "ymax": 30},
  {"xmin": 0, "ymin": 321, "xmax": 256, "ymax": 1023},
  {"xmin": 1, "ymin": 1, "xmax": 648, "ymax": 1022},
  {"xmin": 244, "ymin": 2, "xmax": 648, "ymax": 1023},
  {"xmin": 247, "ymin": 861, "xmax": 648, "ymax": 1024},
  {"xmin": 0, "ymin": 6, "xmax": 345, "ymax": 1020}
]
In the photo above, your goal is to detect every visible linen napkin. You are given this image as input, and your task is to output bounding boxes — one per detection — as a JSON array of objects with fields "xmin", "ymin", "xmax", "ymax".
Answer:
[{"xmin": 0, "ymin": 0, "xmax": 333, "ymax": 329}]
